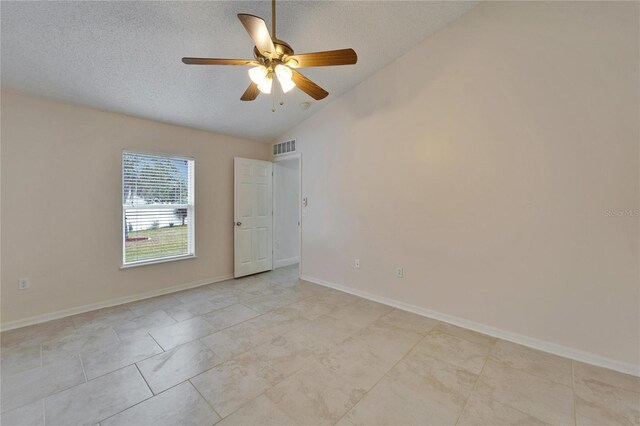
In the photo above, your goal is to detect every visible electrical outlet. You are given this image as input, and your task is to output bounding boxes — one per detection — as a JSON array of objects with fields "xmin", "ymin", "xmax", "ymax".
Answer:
[
  {"xmin": 18, "ymin": 278, "xmax": 30, "ymax": 290},
  {"xmin": 354, "ymin": 259, "xmax": 360, "ymax": 269},
  {"xmin": 395, "ymin": 267, "xmax": 404, "ymax": 278}
]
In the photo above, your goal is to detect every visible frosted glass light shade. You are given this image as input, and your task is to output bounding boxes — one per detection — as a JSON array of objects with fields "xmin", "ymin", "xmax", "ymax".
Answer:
[
  {"xmin": 275, "ymin": 64, "xmax": 296, "ymax": 93},
  {"xmin": 249, "ymin": 66, "xmax": 273, "ymax": 94},
  {"xmin": 257, "ymin": 77, "xmax": 272, "ymax": 94},
  {"xmin": 249, "ymin": 66, "xmax": 268, "ymax": 85}
]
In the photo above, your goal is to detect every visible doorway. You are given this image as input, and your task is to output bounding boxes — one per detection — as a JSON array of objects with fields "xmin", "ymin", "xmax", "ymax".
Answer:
[{"xmin": 273, "ymin": 154, "xmax": 301, "ymax": 276}]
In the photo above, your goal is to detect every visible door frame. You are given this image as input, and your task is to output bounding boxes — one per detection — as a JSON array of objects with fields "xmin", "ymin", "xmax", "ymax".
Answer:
[{"xmin": 272, "ymin": 152, "xmax": 302, "ymax": 278}]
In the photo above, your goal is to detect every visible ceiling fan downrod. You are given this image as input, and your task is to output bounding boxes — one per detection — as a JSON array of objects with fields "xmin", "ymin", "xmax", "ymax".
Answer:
[{"xmin": 272, "ymin": 0, "xmax": 276, "ymax": 39}]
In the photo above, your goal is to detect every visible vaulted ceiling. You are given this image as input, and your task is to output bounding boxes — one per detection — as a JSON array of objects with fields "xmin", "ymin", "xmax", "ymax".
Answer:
[{"xmin": 1, "ymin": 1, "xmax": 477, "ymax": 141}]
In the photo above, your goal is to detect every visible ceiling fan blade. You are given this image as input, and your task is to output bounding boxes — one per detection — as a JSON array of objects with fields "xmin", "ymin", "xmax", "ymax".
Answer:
[
  {"xmin": 182, "ymin": 58, "xmax": 259, "ymax": 66},
  {"xmin": 240, "ymin": 82, "xmax": 261, "ymax": 101},
  {"xmin": 291, "ymin": 70, "xmax": 329, "ymax": 100},
  {"xmin": 286, "ymin": 49, "xmax": 358, "ymax": 68},
  {"xmin": 237, "ymin": 14, "xmax": 276, "ymax": 58}
]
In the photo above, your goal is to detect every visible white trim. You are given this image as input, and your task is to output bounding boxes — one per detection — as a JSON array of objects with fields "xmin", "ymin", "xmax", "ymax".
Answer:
[
  {"xmin": 122, "ymin": 204, "xmax": 191, "ymax": 210},
  {"xmin": 274, "ymin": 256, "xmax": 300, "ymax": 268},
  {"xmin": 122, "ymin": 149, "xmax": 195, "ymax": 162},
  {"xmin": 271, "ymin": 161, "xmax": 276, "ymax": 271},
  {"xmin": 0, "ymin": 273, "xmax": 233, "ymax": 332},
  {"xmin": 120, "ymin": 254, "xmax": 197, "ymax": 269},
  {"xmin": 272, "ymin": 152, "xmax": 302, "ymax": 279},
  {"xmin": 272, "ymin": 152, "xmax": 299, "ymax": 162},
  {"xmin": 300, "ymin": 274, "xmax": 640, "ymax": 378}
]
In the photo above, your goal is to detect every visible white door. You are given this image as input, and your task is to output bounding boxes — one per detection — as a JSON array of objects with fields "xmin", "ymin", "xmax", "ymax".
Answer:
[{"xmin": 234, "ymin": 157, "xmax": 273, "ymax": 278}]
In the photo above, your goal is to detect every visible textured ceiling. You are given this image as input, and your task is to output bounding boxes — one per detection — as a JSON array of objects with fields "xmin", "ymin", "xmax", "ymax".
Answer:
[{"xmin": 1, "ymin": 1, "xmax": 477, "ymax": 142}]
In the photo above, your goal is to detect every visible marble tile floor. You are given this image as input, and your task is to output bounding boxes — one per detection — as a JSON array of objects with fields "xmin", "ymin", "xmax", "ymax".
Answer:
[{"xmin": 1, "ymin": 265, "xmax": 638, "ymax": 425}]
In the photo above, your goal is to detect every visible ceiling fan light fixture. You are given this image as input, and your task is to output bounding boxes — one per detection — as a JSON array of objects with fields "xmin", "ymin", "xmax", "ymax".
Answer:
[
  {"xmin": 248, "ymin": 65, "xmax": 268, "ymax": 85},
  {"xmin": 257, "ymin": 76, "xmax": 273, "ymax": 94},
  {"xmin": 275, "ymin": 64, "xmax": 295, "ymax": 93},
  {"xmin": 249, "ymin": 65, "xmax": 273, "ymax": 94},
  {"xmin": 183, "ymin": 0, "xmax": 358, "ymax": 102}
]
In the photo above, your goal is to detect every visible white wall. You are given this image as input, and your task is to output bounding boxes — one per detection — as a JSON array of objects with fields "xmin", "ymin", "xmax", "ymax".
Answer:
[
  {"xmin": 1, "ymin": 92, "xmax": 270, "ymax": 324},
  {"xmin": 282, "ymin": 1, "xmax": 639, "ymax": 369},
  {"xmin": 274, "ymin": 158, "xmax": 300, "ymax": 267}
]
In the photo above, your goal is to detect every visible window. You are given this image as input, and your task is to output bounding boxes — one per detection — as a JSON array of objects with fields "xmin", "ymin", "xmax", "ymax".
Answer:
[{"xmin": 122, "ymin": 151, "xmax": 195, "ymax": 266}]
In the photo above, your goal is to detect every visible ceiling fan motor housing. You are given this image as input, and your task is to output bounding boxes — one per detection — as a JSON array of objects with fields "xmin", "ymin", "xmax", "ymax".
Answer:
[{"xmin": 254, "ymin": 39, "xmax": 295, "ymax": 67}]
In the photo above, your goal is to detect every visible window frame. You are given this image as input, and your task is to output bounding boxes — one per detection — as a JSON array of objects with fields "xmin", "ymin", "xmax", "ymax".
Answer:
[{"xmin": 121, "ymin": 150, "xmax": 196, "ymax": 268}]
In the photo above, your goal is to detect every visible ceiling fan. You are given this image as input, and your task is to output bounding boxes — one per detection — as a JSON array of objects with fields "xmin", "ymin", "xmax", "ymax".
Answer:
[{"xmin": 181, "ymin": 0, "xmax": 357, "ymax": 103}]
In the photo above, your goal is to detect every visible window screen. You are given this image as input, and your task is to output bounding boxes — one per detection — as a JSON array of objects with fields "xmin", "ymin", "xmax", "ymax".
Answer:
[{"xmin": 122, "ymin": 151, "xmax": 195, "ymax": 265}]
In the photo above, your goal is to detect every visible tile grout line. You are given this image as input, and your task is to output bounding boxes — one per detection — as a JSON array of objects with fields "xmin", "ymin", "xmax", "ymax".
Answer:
[
  {"xmin": 453, "ymin": 338, "xmax": 497, "ymax": 426},
  {"xmin": 146, "ymin": 331, "xmax": 166, "ymax": 352},
  {"xmin": 82, "ymin": 344, "xmax": 167, "ymax": 382},
  {"xmin": 134, "ymin": 363, "xmax": 155, "ymax": 396},
  {"xmin": 439, "ymin": 327, "xmax": 578, "ymax": 392},
  {"xmin": 220, "ymin": 391, "xmax": 270, "ymax": 423},
  {"xmin": 453, "ymin": 355, "xmax": 557, "ymax": 425},
  {"xmin": 187, "ymin": 305, "xmax": 312, "ymax": 389},
  {"xmin": 115, "ymin": 300, "xmax": 257, "ymax": 350},
  {"xmin": 189, "ymin": 378, "xmax": 224, "ymax": 421},
  {"xmin": 453, "ymin": 344, "xmax": 575, "ymax": 424},
  {"xmin": 200, "ymin": 303, "xmax": 273, "ymax": 341},
  {"xmin": 486, "ymin": 352, "xmax": 575, "ymax": 391},
  {"xmin": 208, "ymin": 383, "xmax": 294, "ymax": 425},
  {"xmin": 333, "ymin": 329, "xmax": 433, "ymax": 425},
  {"xmin": 165, "ymin": 294, "xmax": 300, "ymax": 349},
  {"xmin": 201, "ymin": 336, "xmax": 337, "ymax": 424},
  {"xmin": 106, "ymin": 324, "xmax": 122, "ymax": 346},
  {"xmin": 98, "ymin": 377, "xmax": 197, "ymax": 424},
  {"xmin": 5, "ymin": 362, "xmax": 136, "ymax": 417},
  {"xmin": 78, "ymin": 354, "xmax": 88, "ymax": 383},
  {"xmin": 112, "ymin": 322, "xmax": 125, "ymax": 343}
]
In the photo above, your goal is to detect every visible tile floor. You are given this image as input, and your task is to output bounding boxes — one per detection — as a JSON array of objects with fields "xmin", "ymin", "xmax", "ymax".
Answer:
[{"xmin": 1, "ymin": 265, "xmax": 638, "ymax": 425}]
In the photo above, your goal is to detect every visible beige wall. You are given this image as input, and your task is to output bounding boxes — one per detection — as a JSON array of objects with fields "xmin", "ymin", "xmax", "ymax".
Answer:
[
  {"xmin": 1, "ymin": 91, "xmax": 270, "ymax": 323},
  {"xmin": 284, "ymin": 1, "xmax": 640, "ymax": 366}
]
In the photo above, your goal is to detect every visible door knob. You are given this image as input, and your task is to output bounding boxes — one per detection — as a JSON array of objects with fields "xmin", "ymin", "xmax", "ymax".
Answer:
[{"xmin": 236, "ymin": 222, "xmax": 242, "ymax": 226}]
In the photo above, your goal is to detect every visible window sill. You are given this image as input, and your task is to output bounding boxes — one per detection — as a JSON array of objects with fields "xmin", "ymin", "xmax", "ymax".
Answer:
[{"xmin": 120, "ymin": 254, "xmax": 197, "ymax": 270}]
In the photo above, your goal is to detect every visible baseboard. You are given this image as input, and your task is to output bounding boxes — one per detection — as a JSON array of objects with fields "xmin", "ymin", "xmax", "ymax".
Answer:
[
  {"xmin": 274, "ymin": 256, "xmax": 300, "ymax": 268},
  {"xmin": 0, "ymin": 273, "xmax": 234, "ymax": 332},
  {"xmin": 301, "ymin": 274, "xmax": 640, "ymax": 378}
]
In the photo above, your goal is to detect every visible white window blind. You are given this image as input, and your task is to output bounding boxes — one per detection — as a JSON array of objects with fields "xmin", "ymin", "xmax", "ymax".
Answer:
[{"xmin": 122, "ymin": 151, "xmax": 195, "ymax": 266}]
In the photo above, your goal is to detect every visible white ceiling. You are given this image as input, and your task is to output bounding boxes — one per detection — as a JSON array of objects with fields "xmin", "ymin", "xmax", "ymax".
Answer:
[{"xmin": 1, "ymin": 1, "xmax": 477, "ymax": 142}]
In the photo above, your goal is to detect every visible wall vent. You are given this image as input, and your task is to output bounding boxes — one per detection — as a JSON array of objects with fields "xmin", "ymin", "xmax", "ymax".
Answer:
[{"xmin": 273, "ymin": 139, "xmax": 296, "ymax": 156}]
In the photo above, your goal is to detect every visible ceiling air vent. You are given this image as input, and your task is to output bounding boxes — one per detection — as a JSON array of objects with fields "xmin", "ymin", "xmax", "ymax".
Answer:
[{"xmin": 273, "ymin": 139, "xmax": 296, "ymax": 156}]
